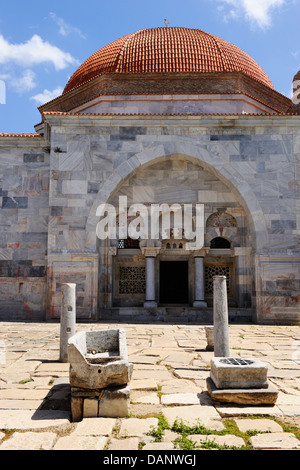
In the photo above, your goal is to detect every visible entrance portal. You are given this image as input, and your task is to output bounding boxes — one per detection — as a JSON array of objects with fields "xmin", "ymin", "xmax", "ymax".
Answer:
[{"xmin": 159, "ymin": 261, "xmax": 189, "ymax": 304}]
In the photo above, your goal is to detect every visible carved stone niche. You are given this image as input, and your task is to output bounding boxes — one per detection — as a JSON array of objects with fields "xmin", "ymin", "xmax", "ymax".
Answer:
[
  {"xmin": 206, "ymin": 210, "xmax": 238, "ymax": 248},
  {"xmin": 160, "ymin": 239, "xmax": 187, "ymax": 253}
]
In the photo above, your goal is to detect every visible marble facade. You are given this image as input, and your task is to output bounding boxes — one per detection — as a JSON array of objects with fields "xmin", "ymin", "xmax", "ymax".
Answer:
[{"xmin": 0, "ymin": 113, "xmax": 299, "ymax": 324}]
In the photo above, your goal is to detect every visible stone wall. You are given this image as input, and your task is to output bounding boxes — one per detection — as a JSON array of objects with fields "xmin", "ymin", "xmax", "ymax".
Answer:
[
  {"xmin": 0, "ymin": 113, "xmax": 299, "ymax": 324},
  {"xmin": 0, "ymin": 136, "xmax": 49, "ymax": 319}
]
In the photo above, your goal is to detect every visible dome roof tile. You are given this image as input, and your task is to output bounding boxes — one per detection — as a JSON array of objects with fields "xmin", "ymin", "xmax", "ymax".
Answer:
[{"xmin": 63, "ymin": 27, "xmax": 274, "ymax": 93}]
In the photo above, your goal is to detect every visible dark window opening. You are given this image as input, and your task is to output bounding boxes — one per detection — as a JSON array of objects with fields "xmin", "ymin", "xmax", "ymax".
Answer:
[{"xmin": 210, "ymin": 237, "xmax": 231, "ymax": 249}]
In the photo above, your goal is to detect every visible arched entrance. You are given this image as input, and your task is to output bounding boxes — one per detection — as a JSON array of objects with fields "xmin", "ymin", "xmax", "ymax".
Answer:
[{"xmin": 92, "ymin": 152, "xmax": 259, "ymax": 321}]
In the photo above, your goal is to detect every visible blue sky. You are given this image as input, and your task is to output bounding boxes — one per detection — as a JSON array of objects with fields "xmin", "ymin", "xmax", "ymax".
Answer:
[{"xmin": 0, "ymin": 0, "xmax": 299, "ymax": 134}]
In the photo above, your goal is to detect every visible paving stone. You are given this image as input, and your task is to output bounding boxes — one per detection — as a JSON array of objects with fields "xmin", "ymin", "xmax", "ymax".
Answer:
[
  {"xmin": 277, "ymin": 405, "xmax": 300, "ymax": 416},
  {"xmin": 277, "ymin": 391, "xmax": 300, "ymax": 405},
  {"xmin": 249, "ymin": 432, "xmax": 300, "ymax": 450},
  {"xmin": 129, "ymin": 402, "xmax": 163, "ymax": 417},
  {"xmin": 131, "ymin": 391, "xmax": 160, "ymax": 404},
  {"xmin": 1, "ymin": 370, "xmax": 32, "ymax": 384},
  {"xmin": 130, "ymin": 379, "xmax": 157, "ymax": 390},
  {"xmin": 0, "ymin": 399, "xmax": 44, "ymax": 410},
  {"xmin": 53, "ymin": 435, "xmax": 107, "ymax": 450},
  {"xmin": 108, "ymin": 437, "xmax": 140, "ymax": 450},
  {"xmin": 162, "ymin": 429, "xmax": 180, "ymax": 442},
  {"xmin": 235, "ymin": 418, "xmax": 283, "ymax": 433},
  {"xmin": 160, "ymin": 379, "xmax": 200, "ymax": 393},
  {"xmin": 189, "ymin": 434, "xmax": 246, "ymax": 449},
  {"xmin": 161, "ymin": 352, "xmax": 196, "ymax": 366},
  {"xmin": 161, "ymin": 393, "xmax": 201, "ymax": 405},
  {"xmin": 162, "ymin": 404, "xmax": 223, "ymax": 429},
  {"xmin": 0, "ymin": 389, "xmax": 48, "ymax": 400},
  {"xmin": 132, "ymin": 369, "xmax": 173, "ymax": 381},
  {"xmin": 72, "ymin": 417, "xmax": 116, "ymax": 436},
  {"xmin": 215, "ymin": 405, "xmax": 283, "ymax": 418},
  {"xmin": 174, "ymin": 368, "xmax": 210, "ymax": 380},
  {"xmin": 151, "ymin": 339, "xmax": 178, "ymax": 348},
  {"xmin": 142, "ymin": 441, "xmax": 175, "ymax": 450},
  {"xmin": 0, "ymin": 409, "xmax": 70, "ymax": 429},
  {"xmin": 119, "ymin": 417, "xmax": 158, "ymax": 438},
  {"xmin": 36, "ymin": 363, "xmax": 70, "ymax": 373},
  {"xmin": 0, "ymin": 431, "xmax": 57, "ymax": 450},
  {"xmin": 130, "ymin": 355, "xmax": 159, "ymax": 365}
]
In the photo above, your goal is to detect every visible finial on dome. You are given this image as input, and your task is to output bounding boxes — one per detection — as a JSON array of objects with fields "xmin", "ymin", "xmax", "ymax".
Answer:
[{"xmin": 164, "ymin": 19, "xmax": 170, "ymax": 27}]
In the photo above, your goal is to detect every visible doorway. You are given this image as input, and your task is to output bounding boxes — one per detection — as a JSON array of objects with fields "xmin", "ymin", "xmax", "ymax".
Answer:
[{"xmin": 159, "ymin": 261, "xmax": 189, "ymax": 304}]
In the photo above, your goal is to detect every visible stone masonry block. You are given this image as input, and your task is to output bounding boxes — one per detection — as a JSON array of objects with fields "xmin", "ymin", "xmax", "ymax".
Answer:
[
  {"xmin": 210, "ymin": 357, "xmax": 268, "ymax": 389},
  {"xmin": 98, "ymin": 385, "xmax": 130, "ymax": 418},
  {"xmin": 83, "ymin": 398, "xmax": 98, "ymax": 418}
]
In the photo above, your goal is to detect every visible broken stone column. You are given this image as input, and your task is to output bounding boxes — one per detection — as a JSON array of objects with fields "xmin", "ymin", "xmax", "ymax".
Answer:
[
  {"xmin": 59, "ymin": 283, "xmax": 76, "ymax": 363},
  {"xmin": 213, "ymin": 276, "xmax": 230, "ymax": 357},
  {"xmin": 207, "ymin": 275, "xmax": 278, "ymax": 405}
]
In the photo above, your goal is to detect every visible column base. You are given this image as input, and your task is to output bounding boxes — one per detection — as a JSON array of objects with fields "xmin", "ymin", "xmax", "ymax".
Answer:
[
  {"xmin": 193, "ymin": 300, "xmax": 207, "ymax": 307},
  {"xmin": 144, "ymin": 301, "xmax": 157, "ymax": 308}
]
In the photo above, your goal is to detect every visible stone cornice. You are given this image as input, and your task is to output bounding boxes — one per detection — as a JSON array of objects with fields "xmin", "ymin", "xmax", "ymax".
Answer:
[
  {"xmin": 0, "ymin": 134, "xmax": 46, "ymax": 148},
  {"xmin": 38, "ymin": 72, "xmax": 291, "ymax": 115},
  {"xmin": 42, "ymin": 111, "xmax": 300, "ymax": 131}
]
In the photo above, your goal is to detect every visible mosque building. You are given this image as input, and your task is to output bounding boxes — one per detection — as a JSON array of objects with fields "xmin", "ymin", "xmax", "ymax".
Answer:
[{"xmin": 0, "ymin": 26, "xmax": 299, "ymax": 324}]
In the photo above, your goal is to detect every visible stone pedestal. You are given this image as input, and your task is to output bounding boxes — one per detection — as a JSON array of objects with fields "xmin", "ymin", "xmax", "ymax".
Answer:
[
  {"xmin": 206, "ymin": 377, "xmax": 278, "ymax": 405},
  {"xmin": 207, "ymin": 357, "xmax": 278, "ymax": 405},
  {"xmin": 71, "ymin": 385, "xmax": 130, "ymax": 421},
  {"xmin": 210, "ymin": 357, "xmax": 268, "ymax": 389},
  {"xmin": 59, "ymin": 283, "xmax": 76, "ymax": 363}
]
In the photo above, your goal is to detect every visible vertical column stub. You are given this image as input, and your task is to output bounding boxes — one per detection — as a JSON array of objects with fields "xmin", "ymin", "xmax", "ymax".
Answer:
[
  {"xmin": 59, "ymin": 283, "xmax": 76, "ymax": 363},
  {"xmin": 213, "ymin": 275, "xmax": 230, "ymax": 357}
]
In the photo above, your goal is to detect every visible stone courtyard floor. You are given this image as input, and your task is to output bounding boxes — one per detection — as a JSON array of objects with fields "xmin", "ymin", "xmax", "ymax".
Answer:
[{"xmin": 0, "ymin": 321, "xmax": 300, "ymax": 451}]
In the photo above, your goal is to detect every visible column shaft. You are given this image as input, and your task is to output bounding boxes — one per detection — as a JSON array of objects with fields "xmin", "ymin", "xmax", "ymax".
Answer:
[
  {"xmin": 59, "ymin": 283, "xmax": 76, "ymax": 362},
  {"xmin": 144, "ymin": 257, "xmax": 157, "ymax": 307},
  {"xmin": 213, "ymin": 275, "xmax": 230, "ymax": 357},
  {"xmin": 193, "ymin": 256, "xmax": 207, "ymax": 307}
]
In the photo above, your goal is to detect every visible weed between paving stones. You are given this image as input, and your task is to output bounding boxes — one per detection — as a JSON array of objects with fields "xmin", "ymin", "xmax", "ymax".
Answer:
[{"xmin": 147, "ymin": 415, "xmax": 300, "ymax": 450}]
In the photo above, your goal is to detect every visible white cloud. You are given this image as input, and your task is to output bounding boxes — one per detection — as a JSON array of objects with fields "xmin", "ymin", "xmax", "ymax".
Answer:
[
  {"xmin": 11, "ymin": 70, "xmax": 36, "ymax": 94},
  {"xmin": 50, "ymin": 12, "xmax": 86, "ymax": 39},
  {"xmin": 30, "ymin": 86, "xmax": 63, "ymax": 105},
  {"xmin": 216, "ymin": 0, "xmax": 286, "ymax": 29},
  {"xmin": 0, "ymin": 34, "xmax": 79, "ymax": 70}
]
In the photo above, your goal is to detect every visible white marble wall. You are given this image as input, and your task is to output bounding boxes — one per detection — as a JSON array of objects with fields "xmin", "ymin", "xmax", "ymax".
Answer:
[
  {"xmin": 0, "ymin": 113, "xmax": 299, "ymax": 323},
  {"xmin": 43, "ymin": 114, "xmax": 298, "ymax": 323},
  {"xmin": 0, "ymin": 136, "xmax": 49, "ymax": 319}
]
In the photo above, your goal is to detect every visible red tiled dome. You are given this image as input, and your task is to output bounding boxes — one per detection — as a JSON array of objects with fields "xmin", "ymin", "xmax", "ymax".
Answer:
[{"xmin": 63, "ymin": 27, "xmax": 274, "ymax": 94}]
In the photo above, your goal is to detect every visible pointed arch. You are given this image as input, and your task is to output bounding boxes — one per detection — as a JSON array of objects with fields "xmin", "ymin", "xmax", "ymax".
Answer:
[{"xmin": 85, "ymin": 142, "xmax": 268, "ymax": 252}]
